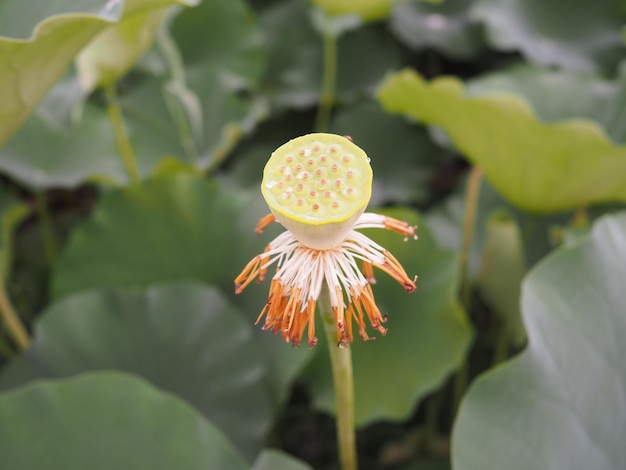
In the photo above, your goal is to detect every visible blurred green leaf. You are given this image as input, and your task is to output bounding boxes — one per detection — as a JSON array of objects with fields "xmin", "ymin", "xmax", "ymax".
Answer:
[
  {"xmin": 0, "ymin": 0, "xmax": 197, "ymax": 149},
  {"xmin": 76, "ymin": 7, "xmax": 168, "ymax": 92},
  {"xmin": 378, "ymin": 69, "xmax": 626, "ymax": 212},
  {"xmin": 0, "ymin": 372, "xmax": 249, "ymax": 470},
  {"xmin": 477, "ymin": 210, "xmax": 526, "ymax": 346},
  {"xmin": 390, "ymin": 0, "xmax": 485, "ymax": 59},
  {"xmin": 52, "ymin": 175, "xmax": 252, "ymax": 297},
  {"xmin": 330, "ymin": 100, "xmax": 440, "ymax": 206},
  {"xmin": 471, "ymin": 0, "xmax": 626, "ymax": 73},
  {"xmin": 0, "ymin": 0, "xmax": 265, "ymax": 189},
  {"xmin": 452, "ymin": 211, "xmax": 626, "ymax": 470},
  {"xmin": 397, "ymin": 457, "xmax": 451, "ymax": 470},
  {"xmin": 51, "ymin": 174, "xmax": 313, "ymax": 404},
  {"xmin": 0, "ymin": 101, "xmax": 126, "ymax": 189},
  {"xmin": 252, "ymin": 450, "xmax": 313, "ymax": 470},
  {"xmin": 0, "ymin": 76, "xmax": 194, "ymax": 189},
  {"xmin": 466, "ymin": 65, "xmax": 626, "ymax": 144},
  {"xmin": 306, "ymin": 207, "xmax": 472, "ymax": 424},
  {"xmin": 0, "ymin": 282, "xmax": 272, "ymax": 459}
]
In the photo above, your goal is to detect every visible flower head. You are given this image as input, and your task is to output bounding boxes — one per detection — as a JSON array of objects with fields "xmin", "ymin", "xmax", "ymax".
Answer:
[{"xmin": 235, "ymin": 133, "xmax": 417, "ymax": 347}]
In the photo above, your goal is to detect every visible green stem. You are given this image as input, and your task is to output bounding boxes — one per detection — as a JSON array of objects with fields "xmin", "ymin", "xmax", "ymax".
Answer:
[
  {"xmin": 319, "ymin": 287, "xmax": 357, "ymax": 470},
  {"xmin": 459, "ymin": 167, "xmax": 483, "ymax": 309},
  {"xmin": 105, "ymin": 83, "xmax": 141, "ymax": 183},
  {"xmin": 0, "ymin": 274, "xmax": 29, "ymax": 350},
  {"xmin": 35, "ymin": 191, "xmax": 58, "ymax": 267},
  {"xmin": 453, "ymin": 166, "xmax": 483, "ymax": 413},
  {"xmin": 314, "ymin": 31, "xmax": 338, "ymax": 133}
]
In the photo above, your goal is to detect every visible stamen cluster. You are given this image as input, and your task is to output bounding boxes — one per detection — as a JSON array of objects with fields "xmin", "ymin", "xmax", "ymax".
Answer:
[{"xmin": 236, "ymin": 213, "xmax": 417, "ymax": 347}]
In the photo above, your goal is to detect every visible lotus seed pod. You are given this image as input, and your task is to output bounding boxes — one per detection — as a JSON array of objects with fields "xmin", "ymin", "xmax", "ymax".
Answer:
[{"xmin": 262, "ymin": 133, "xmax": 373, "ymax": 250}]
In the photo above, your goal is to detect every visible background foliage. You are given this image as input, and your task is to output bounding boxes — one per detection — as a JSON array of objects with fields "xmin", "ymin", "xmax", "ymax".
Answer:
[{"xmin": 0, "ymin": 0, "xmax": 624, "ymax": 469}]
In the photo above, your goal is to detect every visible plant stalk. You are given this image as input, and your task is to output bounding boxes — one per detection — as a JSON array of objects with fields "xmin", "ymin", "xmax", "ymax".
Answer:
[
  {"xmin": 314, "ymin": 31, "xmax": 338, "ymax": 133},
  {"xmin": 35, "ymin": 190, "xmax": 58, "ymax": 267},
  {"xmin": 453, "ymin": 166, "xmax": 483, "ymax": 413},
  {"xmin": 105, "ymin": 83, "xmax": 141, "ymax": 183},
  {"xmin": 459, "ymin": 166, "xmax": 483, "ymax": 309},
  {"xmin": 0, "ymin": 275, "xmax": 29, "ymax": 350},
  {"xmin": 319, "ymin": 287, "xmax": 357, "ymax": 470}
]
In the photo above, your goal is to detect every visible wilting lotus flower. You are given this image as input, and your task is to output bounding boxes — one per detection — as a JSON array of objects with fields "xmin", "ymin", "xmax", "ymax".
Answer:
[{"xmin": 235, "ymin": 133, "xmax": 417, "ymax": 347}]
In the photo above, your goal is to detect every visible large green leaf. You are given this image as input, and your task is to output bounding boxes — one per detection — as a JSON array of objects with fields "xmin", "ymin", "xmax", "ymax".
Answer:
[
  {"xmin": 0, "ymin": 0, "xmax": 197, "ymax": 149},
  {"xmin": 452, "ymin": 211, "xmax": 626, "ymax": 470},
  {"xmin": 390, "ymin": 0, "xmax": 484, "ymax": 59},
  {"xmin": 76, "ymin": 6, "xmax": 168, "ymax": 92},
  {"xmin": 471, "ymin": 0, "xmax": 625, "ymax": 73},
  {"xmin": 52, "ymin": 175, "xmax": 257, "ymax": 297},
  {"xmin": 0, "ymin": 372, "xmax": 249, "ymax": 469},
  {"xmin": 252, "ymin": 450, "xmax": 313, "ymax": 470},
  {"xmin": 0, "ymin": 282, "xmax": 272, "ymax": 459},
  {"xmin": 51, "ymin": 174, "xmax": 314, "ymax": 404},
  {"xmin": 306, "ymin": 207, "xmax": 472, "ymax": 424},
  {"xmin": 0, "ymin": 100, "xmax": 127, "ymax": 188},
  {"xmin": 398, "ymin": 457, "xmax": 451, "ymax": 470},
  {"xmin": 465, "ymin": 65, "xmax": 626, "ymax": 144},
  {"xmin": 377, "ymin": 69, "xmax": 626, "ymax": 213}
]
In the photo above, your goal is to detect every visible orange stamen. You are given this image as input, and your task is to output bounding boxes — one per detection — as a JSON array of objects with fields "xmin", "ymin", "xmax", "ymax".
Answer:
[
  {"xmin": 256, "ymin": 280, "xmax": 282, "ymax": 324},
  {"xmin": 307, "ymin": 298, "xmax": 318, "ymax": 347},
  {"xmin": 361, "ymin": 284, "xmax": 388, "ymax": 336},
  {"xmin": 234, "ymin": 256, "xmax": 262, "ymax": 294},
  {"xmin": 333, "ymin": 286, "xmax": 350, "ymax": 347},
  {"xmin": 290, "ymin": 306, "xmax": 309, "ymax": 348},
  {"xmin": 258, "ymin": 244, "xmax": 272, "ymax": 283},
  {"xmin": 383, "ymin": 216, "xmax": 418, "ymax": 240},
  {"xmin": 238, "ymin": 211, "xmax": 418, "ymax": 348},
  {"xmin": 255, "ymin": 213, "xmax": 276, "ymax": 235},
  {"xmin": 362, "ymin": 260, "xmax": 376, "ymax": 284},
  {"xmin": 283, "ymin": 287, "xmax": 302, "ymax": 333},
  {"xmin": 373, "ymin": 251, "xmax": 418, "ymax": 293},
  {"xmin": 348, "ymin": 288, "xmax": 370, "ymax": 342}
]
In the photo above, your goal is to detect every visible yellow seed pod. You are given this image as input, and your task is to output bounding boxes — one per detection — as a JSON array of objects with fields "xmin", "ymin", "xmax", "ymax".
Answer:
[{"xmin": 262, "ymin": 133, "xmax": 373, "ymax": 250}]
